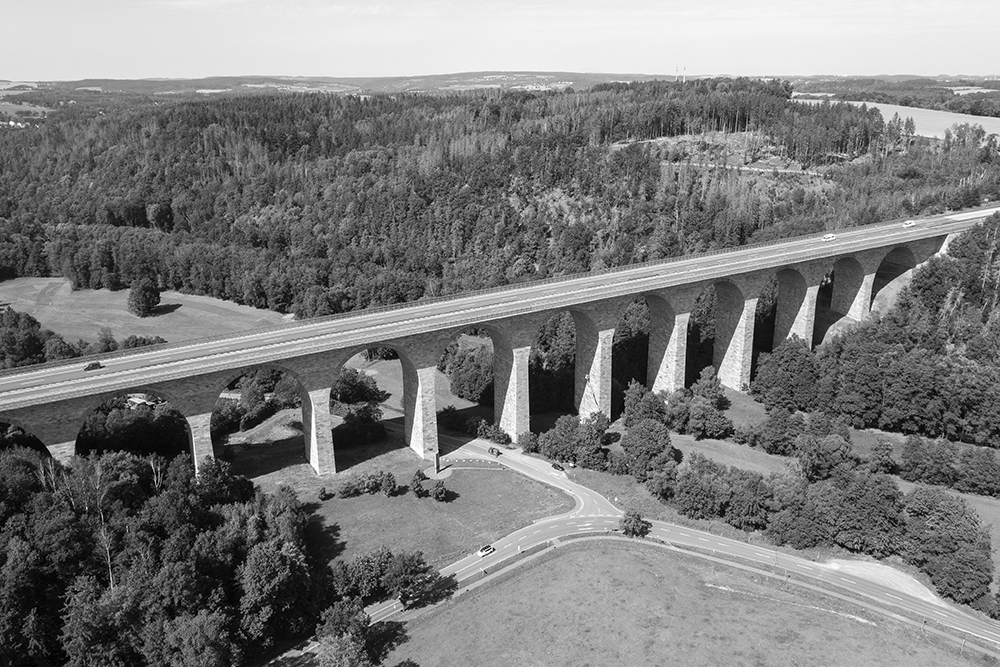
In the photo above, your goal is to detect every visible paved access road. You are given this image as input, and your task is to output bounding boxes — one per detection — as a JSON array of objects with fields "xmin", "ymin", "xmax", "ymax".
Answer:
[
  {"xmin": 4, "ymin": 207, "xmax": 999, "ymax": 412},
  {"xmin": 365, "ymin": 435, "xmax": 1000, "ymax": 654}
]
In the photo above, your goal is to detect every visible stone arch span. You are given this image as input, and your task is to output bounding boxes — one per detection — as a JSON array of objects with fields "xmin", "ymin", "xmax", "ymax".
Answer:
[
  {"xmin": 0, "ymin": 415, "xmax": 51, "ymax": 457},
  {"xmin": 74, "ymin": 386, "xmax": 193, "ymax": 461},
  {"xmin": 211, "ymin": 362, "xmax": 312, "ymax": 475},
  {"xmin": 337, "ymin": 342, "xmax": 438, "ymax": 463},
  {"xmin": 871, "ymin": 245, "xmax": 917, "ymax": 311},
  {"xmin": 772, "ymin": 268, "xmax": 811, "ymax": 347},
  {"xmin": 828, "ymin": 256, "xmax": 866, "ymax": 320},
  {"xmin": 439, "ymin": 323, "xmax": 531, "ymax": 438}
]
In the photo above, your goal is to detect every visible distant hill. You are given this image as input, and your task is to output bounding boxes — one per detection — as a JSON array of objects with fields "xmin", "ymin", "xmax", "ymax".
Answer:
[{"xmin": 28, "ymin": 72, "xmax": 676, "ymax": 96}]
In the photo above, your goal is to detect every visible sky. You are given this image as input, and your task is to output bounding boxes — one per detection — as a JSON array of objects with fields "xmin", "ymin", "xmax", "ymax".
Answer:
[{"xmin": 3, "ymin": 0, "xmax": 999, "ymax": 81}]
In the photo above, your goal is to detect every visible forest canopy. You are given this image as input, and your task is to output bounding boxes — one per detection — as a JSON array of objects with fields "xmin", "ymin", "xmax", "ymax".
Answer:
[{"xmin": 1, "ymin": 79, "xmax": 998, "ymax": 320}]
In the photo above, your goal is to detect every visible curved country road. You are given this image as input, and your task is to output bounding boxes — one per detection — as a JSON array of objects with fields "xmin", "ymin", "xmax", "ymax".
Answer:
[{"xmin": 276, "ymin": 433, "xmax": 1000, "ymax": 663}]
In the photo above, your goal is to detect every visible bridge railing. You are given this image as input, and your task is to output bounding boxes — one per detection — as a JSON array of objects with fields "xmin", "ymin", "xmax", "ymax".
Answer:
[{"xmin": 0, "ymin": 206, "xmax": 988, "ymax": 380}]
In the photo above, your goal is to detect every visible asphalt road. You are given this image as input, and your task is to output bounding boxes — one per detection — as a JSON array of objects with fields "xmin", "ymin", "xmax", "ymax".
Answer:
[
  {"xmin": 3, "ymin": 206, "xmax": 998, "ymax": 412},
  {"xmin": 362, "ymin": 434, "xmax": 1000, "ymax": 654}
]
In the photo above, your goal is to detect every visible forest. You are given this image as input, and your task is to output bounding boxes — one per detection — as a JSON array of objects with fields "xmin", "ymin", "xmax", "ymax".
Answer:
[
  {"xmin": 0, "ymin": 447, "xmax": 437, "ymax": 667},
  {"xmin": 1, "ymin": 78, "xmax": 998, "ymax": 323}
]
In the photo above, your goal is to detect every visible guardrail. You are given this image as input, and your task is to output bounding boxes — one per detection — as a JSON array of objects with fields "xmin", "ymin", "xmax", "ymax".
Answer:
[{"xmin": 1, "ymin": 203, "xmax": 995, "ymax": 380}]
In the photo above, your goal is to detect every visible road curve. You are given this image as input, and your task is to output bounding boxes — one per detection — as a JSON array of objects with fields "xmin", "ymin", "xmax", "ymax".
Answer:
[
  {"xmin": 362, "ymin": 436, "xmax": 1000, "ymax": 656},
  {"xmin": 3, "ymin": 206, "xmax": 999, "ymax": 412}
]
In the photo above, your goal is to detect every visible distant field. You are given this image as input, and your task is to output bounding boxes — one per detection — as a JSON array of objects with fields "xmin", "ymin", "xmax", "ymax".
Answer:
[
  {"xmin": 0, "ymin": 277, "xmax": 289, "ymax": 344},
  {"xmin": 801, "ymin": 99, "xmax": 1000, "ymax": 139},
  {"xmin": 388, "ymin": 542, "xmax": 977, "ymax": 667}
]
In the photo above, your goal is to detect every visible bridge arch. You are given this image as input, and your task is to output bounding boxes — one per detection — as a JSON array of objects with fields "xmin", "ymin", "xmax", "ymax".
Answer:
[
  {"xmin": 772, "ymin": 268, "xmax": 810, "ymax": 346},
  {"xmin": 433, "ymin": 324, "xmax": 511, "ymax": 448},
  {"xmin": 687, "ymin": 279, "xmax": 755, "ymax": 389},
  {"xmin": 871, "ymin": 245, "xmax": 918, "ymax": 312},
  {"xmin": 0, "ymin": 417, "xmax": 50, "ymax": 457},
  {"xmin": 74, "ymin": 387, "xmax": 193, "ymax": 460},
  {"xmin": 332, "ymin": 341, "xmax": 438, "ymax": 466},
  {"xmin": 210, "ymin": 363, "xmax": 310, "ymax": 476},
  {"xmin": 813, "ymin": 256, "xmax": 868, "ymax": 345}
]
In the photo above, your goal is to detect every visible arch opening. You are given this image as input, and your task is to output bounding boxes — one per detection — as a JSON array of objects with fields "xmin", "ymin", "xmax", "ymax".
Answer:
[
  {"xmin": 686, "ymin": 281, "xmax": 749, "ymax": 389},
  {"xmin": 436, "ymin": 327, "xmax": 502, "ymax": 451},
  {"xmin": 330, "ymin": 346, "xmax": 410, "ymax": 471},
  {"xmin": 751, "ymin": 269, "xmax": 809, "ymax": 377},
  {"xmin": 210, "ymin": 366, "xmax": 306, "ymax": 478},
  {"xmin": 814, "ymin": 257, "xmax": 865, "ymax": 345},
  {"xmin": 611, "ymin": 297, "xmax": 651, "ymax": 420},
  {"xmin": 0, "ymin": 421, "xmax": 50, "ymax": 457},
  {"xmin": 871, "ymin": 246, "xmax": 918, "ymax": 313},
  {"xmin": 528, "ymin": 311, "xmax": 579, "ymax": 431},
  {"xmin": 76, "ymin": 391, "xmax": 191, "ymax": 460}
]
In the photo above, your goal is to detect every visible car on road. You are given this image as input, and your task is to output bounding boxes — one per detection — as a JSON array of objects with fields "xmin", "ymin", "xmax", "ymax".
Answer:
[
  {"xmin": 903, "ymin": 220, "xmax": 915, "ymax": 227},
  {"xmin": 822, "ymin": 233, "xmax": 836, "ymax": 242},
  {"xmin": 83, "ymin": 361, "xmax": 102, "ymax": 371},
  {"xmin": 551, "ymin": 462, "xmax": 565, "ymax": 471},
  {"xmin": 477, "ymin": 544, "xmax": 495, "ymax": 557}
]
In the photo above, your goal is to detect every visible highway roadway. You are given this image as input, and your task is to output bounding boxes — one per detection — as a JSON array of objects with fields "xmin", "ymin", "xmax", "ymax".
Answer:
[
  {"xmin": 3, "ymin": 206, "xmax": 999, "ymax": 412},
  {"xmin": 362, "ymin": 435, "xmax": 1000, "ymax": 657}
]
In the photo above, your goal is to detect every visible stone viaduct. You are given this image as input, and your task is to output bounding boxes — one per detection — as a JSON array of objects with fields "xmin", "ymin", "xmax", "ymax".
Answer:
[{"xmin": 0, "ymin": 216, "xmax": 979, "ymax": 477}]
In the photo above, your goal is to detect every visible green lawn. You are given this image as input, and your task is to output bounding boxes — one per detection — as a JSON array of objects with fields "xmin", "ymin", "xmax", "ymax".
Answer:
[
  {"xmin": 0, "ymin": 277, "xmax": 288, "ymax": 344},
  {"xmin": 387, "ymin": 542, "xmax": 980, "ymax": 666}
]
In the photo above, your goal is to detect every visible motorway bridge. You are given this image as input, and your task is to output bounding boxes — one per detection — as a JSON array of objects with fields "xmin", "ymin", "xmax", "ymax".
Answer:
[{"xmin": 1, "ymin": 206, "xmax": 997, "ymax": 474}]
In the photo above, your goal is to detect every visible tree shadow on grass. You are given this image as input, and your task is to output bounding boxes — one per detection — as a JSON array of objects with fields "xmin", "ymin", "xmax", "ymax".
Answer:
[
  {"xmin": 408, "ymin": 574, "xmax": 459, "ymax": 609},
  {"xmin": 304, "ymin": 505, "xmax": 345, "ymax": 562},
  {"xmin": 365, "ymin": 621, "xmax": 409, "ymax": 664},
  {"xmin": 151, "ymin": 302, "xmax": 182, "ymax": 316}
]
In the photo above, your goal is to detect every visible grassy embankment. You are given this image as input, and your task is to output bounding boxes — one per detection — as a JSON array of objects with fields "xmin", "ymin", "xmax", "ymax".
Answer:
[{"xmin": 386, "ymin": 541, "xmax": 982, "ymax": 667}]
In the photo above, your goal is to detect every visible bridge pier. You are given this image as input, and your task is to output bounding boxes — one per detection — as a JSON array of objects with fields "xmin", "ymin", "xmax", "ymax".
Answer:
[
  {"xmin": 572, "ymin": 302, "xmax": 622, "ymax": 419},
  {"xmin": 714, "ymin": 282, "xmax": 758, "ymax": 391},
  {"xmin": 186, "ymin": 411, "xmax": 215, "ymax": 471},
  {"xmin": 402, "ymin": 364, "xmax": 439, "ymax": 461},
  {"xmin": 493, "ymin": 341, "xmax": 531, "ymax": 438},
  {"xmin": 302, "ymin": 385, "xmax": 336, "ymax": 475}
]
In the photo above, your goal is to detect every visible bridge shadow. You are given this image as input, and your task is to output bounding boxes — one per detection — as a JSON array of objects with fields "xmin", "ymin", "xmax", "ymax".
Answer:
[
  {"xmin": 436, "ymin": 404, "xmax": 493, "ymax": 455},
  {"xmin": 333, "ymin": 417, "xmax": 411, "ymax": 471},
  {"xmin": 222, "ymin": 434, "xmax": 309, "ymax": 479}
]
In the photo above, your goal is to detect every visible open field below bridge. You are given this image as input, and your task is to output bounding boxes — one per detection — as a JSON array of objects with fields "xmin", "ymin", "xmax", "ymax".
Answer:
[{"xmin": 385, "ymin": 541, "xmax": 982, "ymax": 666}]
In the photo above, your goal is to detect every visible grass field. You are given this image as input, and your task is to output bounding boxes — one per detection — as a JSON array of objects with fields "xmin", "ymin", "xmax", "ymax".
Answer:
[
  {"xmin": 0, "ymin": 277, "xmax": 288, "ymax": 344},
  {"xmin": 226, "ymin": 403, "xmax": 571, "ymax": 569},
  {"xmin": 387, "ymin": 542, "xmax": 981, "ymax": 666}
]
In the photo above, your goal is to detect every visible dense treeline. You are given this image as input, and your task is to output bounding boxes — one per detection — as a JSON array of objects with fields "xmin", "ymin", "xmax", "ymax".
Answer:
[
  {"xmin": 2, "ymin": 81, "xmax": 999, "ymax": 322},
  {"xmin": 0, "ymin": 448, "xmax": 434, "ymax": 666},
  {"xmin": 0, "ymin": 306, "xmax": 165, "ymax": 368},
  {"xmin": 753, "ymin": 214, "xmax": 1000, "ymax": 448},
  {"xmin": 525, "ymin": 373, "xmax": 995, "ymax": 608}
]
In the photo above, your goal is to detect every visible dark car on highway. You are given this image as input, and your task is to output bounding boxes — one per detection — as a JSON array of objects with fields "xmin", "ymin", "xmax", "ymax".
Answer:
[
  {"xmin": 551, "ymin": 462, "xmax": 564, "ymax": 471},
  {"xmin": 83, "ymin": 361, "xmax": 102, "ymax": 371}
]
